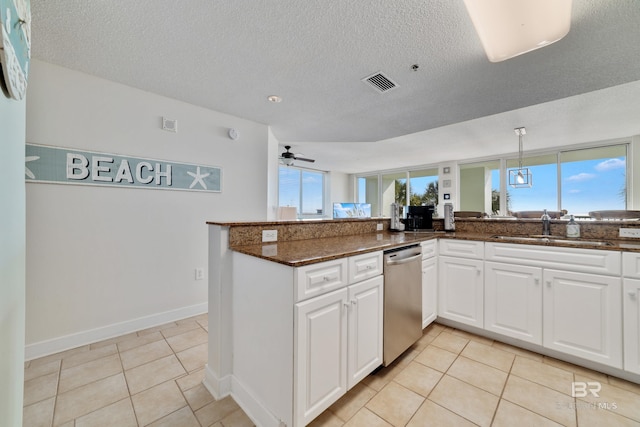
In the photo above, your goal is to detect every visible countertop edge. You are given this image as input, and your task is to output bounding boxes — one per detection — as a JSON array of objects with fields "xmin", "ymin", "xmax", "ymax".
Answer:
[{"xmin": 229, "ymin": 232, "xmax": 640, "ymax": 267}]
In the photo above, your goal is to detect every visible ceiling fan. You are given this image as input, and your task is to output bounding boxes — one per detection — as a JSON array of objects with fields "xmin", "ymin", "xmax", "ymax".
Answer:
[{"xmin": 279, "ymin": 145, "xmax": 315, "ymax": 166}]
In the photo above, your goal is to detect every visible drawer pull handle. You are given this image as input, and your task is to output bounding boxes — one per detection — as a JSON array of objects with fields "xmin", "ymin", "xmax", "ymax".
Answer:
[{"xmin": 323, "ymin": 276, "xmax": 332, "ymax": 282}]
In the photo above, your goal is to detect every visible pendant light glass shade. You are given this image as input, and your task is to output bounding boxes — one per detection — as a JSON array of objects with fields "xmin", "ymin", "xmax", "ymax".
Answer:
[
  {"xmin": 509, "ymin": 127, "xmax": 532, "ymax": 188},
  {"xmin": 463, "ymin": 0, "xmax": 572, "ymax": 62}
]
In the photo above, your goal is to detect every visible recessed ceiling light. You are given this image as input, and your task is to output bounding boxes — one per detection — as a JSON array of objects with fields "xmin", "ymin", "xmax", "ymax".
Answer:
[{"xmin": 267, "ymin": 95, "xmax": 282, "ymax": 103}]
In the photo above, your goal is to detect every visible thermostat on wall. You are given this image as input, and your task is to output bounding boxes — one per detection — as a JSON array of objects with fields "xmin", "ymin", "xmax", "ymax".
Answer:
[{"xmin": 444, "ymin": 193, "xmax": 451, "ymax": 200}]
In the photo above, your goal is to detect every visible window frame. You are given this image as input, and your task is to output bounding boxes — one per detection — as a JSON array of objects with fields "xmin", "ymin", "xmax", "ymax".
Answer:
[{"xmin": 278, "ymin": 165, "xmax": 327, "ymax": 219}]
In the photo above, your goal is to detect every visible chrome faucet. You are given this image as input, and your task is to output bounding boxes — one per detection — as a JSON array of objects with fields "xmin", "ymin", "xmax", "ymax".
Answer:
[{"xmin": 541, "ymin": 209, "xmax": 551, "ymax": 235}]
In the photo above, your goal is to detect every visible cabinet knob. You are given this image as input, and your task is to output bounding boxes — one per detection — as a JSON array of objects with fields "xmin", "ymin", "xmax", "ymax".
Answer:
[
  {"xmin": 534, "ymin": 278, "xmax": 540, "ymax": 285},
  {"xmin": 629, "ymin": 291, "xmax": 637, "ymax": 299},
  {"xmin": 323, "ymin": 276, "xmax": 331, "ymax": 282},
  {"xmin": 351, "ymin": 299, "xmax": 357, "ymax": 305}
]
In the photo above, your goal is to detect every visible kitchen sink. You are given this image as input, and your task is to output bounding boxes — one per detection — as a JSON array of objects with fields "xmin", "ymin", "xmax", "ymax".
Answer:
[{"xmin": 489, "ymin": 235, "xmax": 614, "ymax": 246}]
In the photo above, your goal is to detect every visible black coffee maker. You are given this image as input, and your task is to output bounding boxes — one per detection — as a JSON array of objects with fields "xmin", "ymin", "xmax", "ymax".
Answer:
[{"xmin": 403, "ymin": 205, "xmax": 434, "ymax": 231}]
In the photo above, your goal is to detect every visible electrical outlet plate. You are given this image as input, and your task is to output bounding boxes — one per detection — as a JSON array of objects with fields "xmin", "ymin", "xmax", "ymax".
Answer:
[
  {"xmin": 195, "ymin": 268, "xmax": 204, "ymax": 280},
  {"xmin": 620, "ymin": 228, "xmax": 640, "ymax": 238},
  {"xmin": 376, "ymin": 223, "xmax": 383, "ymax": 231},
  {"xmin": 262, "ymin": 230, "xmax": 278, "ymax": 242}
]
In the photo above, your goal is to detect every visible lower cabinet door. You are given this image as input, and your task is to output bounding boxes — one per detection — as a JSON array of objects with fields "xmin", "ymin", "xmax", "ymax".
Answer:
[
  {"xmin": 624, "ymin": 278, "xmax": 640, "ymax": 374},
  {"xmin": 422, "ymin": 257, "xmax": 438, "ymax": 328},
  {"xmin": 438, "ymin": 256, "xmax": 484, "ymax": 327},
  {"xmin": 347, "ymin": 276, "xmax": 383, "ymax": 389},
  {"xmin": 295, "ymin": 288, "xmax": 348, "ymax": 426},
  {"xmin": 543, "ymin": 269, "xmax": 622, "ymax": 368},
  {"xmin": 484, "ymin": 261, "xmax": 542, "ymax": 344}
]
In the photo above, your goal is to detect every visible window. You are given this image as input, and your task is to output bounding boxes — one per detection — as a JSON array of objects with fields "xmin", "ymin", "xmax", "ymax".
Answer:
[
  {"xmin": 356, "ymin": 168, "xmax": 439, "ymax": 217},
  {"xmin": 279, "ymin": 167, "xmax": 325, "ymax": 218},
  {"xmin": 409, "ymin": 168, "xmax": 439, "ymax": 208},
  {"xmin": 506, "ymin": 154, "xmax": 558, "ymax": 213},
  {"xmin": 381, "ymin": 172, "xmax": 406, "ymax": 217},
  {"xmin": 560, "ymin": 145, "xmax": 626, "ymax": 215}
]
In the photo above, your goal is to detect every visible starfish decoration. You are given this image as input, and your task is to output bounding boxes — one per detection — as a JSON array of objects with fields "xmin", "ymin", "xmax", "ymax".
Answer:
[
  {"xmin": 187, "ymin": 166, "xmax": 210, "ymax": 190},
  {"xmin": 25, "ymin": 155, "xmax": 40, "ymax": 179}
]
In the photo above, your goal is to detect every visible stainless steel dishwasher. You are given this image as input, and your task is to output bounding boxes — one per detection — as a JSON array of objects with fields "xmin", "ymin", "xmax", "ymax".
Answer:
[{"xmin": 383, "ymin": 244, "xmax": 423, "ymax": 366}]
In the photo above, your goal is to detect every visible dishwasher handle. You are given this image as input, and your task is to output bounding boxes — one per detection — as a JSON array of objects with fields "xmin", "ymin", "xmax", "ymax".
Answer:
[{"xmin": 385, "ymin": 253, "xmax": 422, "ymax": 266}]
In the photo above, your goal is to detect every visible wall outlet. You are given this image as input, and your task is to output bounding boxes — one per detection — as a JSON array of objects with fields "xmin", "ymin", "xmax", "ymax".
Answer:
[
  {"xmin": 262, "ymin": 230, "xmax": 278, "ymax": 242},
  {"xmin": 376, "ymin": 223, "xmax": 383, "ymax": 231},
  {"xmin": 195, "ymin": 268, "xmax": 204, "ymax": 280},
  {"xmin": 620, "ymin": 228, "xmax": 640, "ymax": 238}
]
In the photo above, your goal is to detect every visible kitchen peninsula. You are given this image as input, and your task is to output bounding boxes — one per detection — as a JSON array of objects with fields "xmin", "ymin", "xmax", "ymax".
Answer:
[{"xmin": 205, "ymin": 217, "xmax": 640, "ymax": 427}]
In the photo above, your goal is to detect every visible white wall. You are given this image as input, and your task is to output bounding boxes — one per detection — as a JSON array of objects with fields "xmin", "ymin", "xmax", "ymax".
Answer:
[
  {"xmin": 0, "ymin": 89, "xmax": 27, "ymax": 425},
  {"xmin": 329, "ymin": 171, "xmax": 350, "ymax": 209},
  {"xmin": 25, "ymin": 60, "xmax": 271, "ymax": 358}
]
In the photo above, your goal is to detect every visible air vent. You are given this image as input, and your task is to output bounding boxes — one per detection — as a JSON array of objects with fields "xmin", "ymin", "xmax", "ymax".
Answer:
[{"xmin": 362, "ymin": 72, "xmax": 399, "ymax": 94}]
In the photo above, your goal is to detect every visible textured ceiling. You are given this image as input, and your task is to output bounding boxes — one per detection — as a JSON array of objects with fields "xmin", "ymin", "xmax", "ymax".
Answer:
[{"xmin": 30, "ymin": 0, "xmax": 640, "ymax": 173}]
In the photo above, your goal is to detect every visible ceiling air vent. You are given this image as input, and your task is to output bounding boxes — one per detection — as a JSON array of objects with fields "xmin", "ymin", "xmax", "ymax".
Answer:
[{"xmin": 362, "ymin": 72, "xmax": 399, "ymax": 94}]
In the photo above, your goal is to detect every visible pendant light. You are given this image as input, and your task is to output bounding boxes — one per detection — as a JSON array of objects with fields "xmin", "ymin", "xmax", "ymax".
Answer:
[
  {"xmin": 509, "ymin": 127, "xmax": 532, "ymax": 188},
  {"xmin": 463, "ymin": 0, "xmax": 572, "ymax": 62}
]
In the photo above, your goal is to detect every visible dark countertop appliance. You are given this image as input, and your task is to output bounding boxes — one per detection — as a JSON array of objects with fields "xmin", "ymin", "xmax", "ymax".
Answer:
[{"xmin": 403, "ymin": 205, "xmax": 434, "ymax": 231}]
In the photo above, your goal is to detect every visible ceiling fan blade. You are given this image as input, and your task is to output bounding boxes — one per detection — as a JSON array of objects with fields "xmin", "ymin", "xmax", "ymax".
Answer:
[{"xmin": 293, "ymin": 156, "xmax": 315, "ymax": 163}]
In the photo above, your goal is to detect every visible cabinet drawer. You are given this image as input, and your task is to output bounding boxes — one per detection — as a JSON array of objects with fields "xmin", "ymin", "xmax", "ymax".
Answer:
[
  {"xmin": 421, "ymin": 240, "xmax": 437, "ymax": 259},
  {"xmin": 438, "ymin": 239, "xmax": 484, "ymax": 259},
  {"xmin": 295, "ymin": 258, "xmax": 348, "ymax": 302},
  {"xmin": 486, "ymin": 242, "xmax": 621, "ymax": 276},
  {"xmin": 623, "ymin": 252, "xmax": 640, "ymax": 278},
  {"xmin": 348, "ymin": 251, "xmax": 382, "ymax": 284}
]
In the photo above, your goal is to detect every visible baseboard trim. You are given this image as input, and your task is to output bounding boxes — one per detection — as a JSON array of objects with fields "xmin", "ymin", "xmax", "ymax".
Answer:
[
  {"xmin": 231, "ymin": 375, "xmax": 284, "ymax": 427},
  {"xmin": 25, "ymin": 302, "xmax": 207, "ymax": 361},
  {"xmin": 202, "ymin": 364, "xmax": 232, "ymax": 400}
]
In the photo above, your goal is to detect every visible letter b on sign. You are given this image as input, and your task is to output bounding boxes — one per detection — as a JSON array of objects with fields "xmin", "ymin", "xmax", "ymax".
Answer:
[{"xmin": 571, "ymin": 381, "xmax": 601, "ymax": 397}]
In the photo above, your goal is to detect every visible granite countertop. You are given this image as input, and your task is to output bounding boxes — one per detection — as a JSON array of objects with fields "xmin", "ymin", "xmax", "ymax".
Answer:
[
  {"xmin": 231, "ymin": 231, "xmax": 445, "ymax": 266},
  {"xmin": 230, "ymin": 231, "xmax": 640, "ymax": 267}
]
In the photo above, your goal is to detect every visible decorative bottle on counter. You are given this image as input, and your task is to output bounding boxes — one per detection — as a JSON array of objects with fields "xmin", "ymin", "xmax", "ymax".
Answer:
[{"xmin": 566, "ymin": 215, "xmax": 580, "ymax": 238}]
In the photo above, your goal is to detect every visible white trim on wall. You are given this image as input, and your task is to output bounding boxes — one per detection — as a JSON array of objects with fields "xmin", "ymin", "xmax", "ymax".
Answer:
[{"xmin": 25, "ymin": 302, "xmax": 207, "ymax": 361}]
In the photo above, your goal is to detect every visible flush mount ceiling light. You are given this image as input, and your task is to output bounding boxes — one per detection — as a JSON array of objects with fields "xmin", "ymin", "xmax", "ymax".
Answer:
[
  {"xmin": 267, "ymin": 95, "xmax": 282, "ymax": 103},
  {"xmin": 463, "ymin": 0, "xmax": 572, "ymax": 62},
  {"xmin": 509, "ymin": 127, "xmax": 532, "ymax": 188}
]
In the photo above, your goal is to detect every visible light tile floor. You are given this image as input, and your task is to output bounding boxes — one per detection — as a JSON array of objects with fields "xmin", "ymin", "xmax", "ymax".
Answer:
[
  {"xmin": 23, "ymin": 313, "xmax": 252, "ymax": 427},
  {"xmin": 23, "ymin": 316, "xmax": 640, "ymax": 426}
]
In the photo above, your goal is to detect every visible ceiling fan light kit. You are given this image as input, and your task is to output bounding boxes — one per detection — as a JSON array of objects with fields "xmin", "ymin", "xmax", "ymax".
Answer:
[{"xmin": 463, "ymin": 0, "xmax": 572, "ymax": 62}]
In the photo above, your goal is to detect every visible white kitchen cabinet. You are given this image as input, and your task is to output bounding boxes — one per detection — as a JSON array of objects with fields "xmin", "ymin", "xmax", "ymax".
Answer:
[
  {"xmin": 484, "ymin": 261, "xmax": 542, "ymax": 345},
  {"xmin": 294, "ymin": 257, "xmax": 383, "ymax": 426},
  {"xmin": 438, "ymin": 255, "xmax": 484, "ymax": 328},
  {"xmin": 422, "ymin": 257, "xmax": 438, "ymax": 328},
  {"xmin": 295, "ymin": 288, "xmax": 348, "ymax": 426},
  {"xmin": 232, "ymin": 250, "xmax": 383, "ymax": 427},
  {"xmin": 623, "ymin": 278, "xmax": 640, "ymax": 374},
  {"xmin": 623, "ymin": 252, "xmax": 640, "ymax": 375},
  {"xmin": 421, "ymin": 240, "xmax": 438, "ymax": 328},
  {"xmin": 543, "ymin": 268, "xmax": 622, "ymax": 368},
  {"xmin": 347, "ymin": 275, "xmax": 383, "ymax": 389}
]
